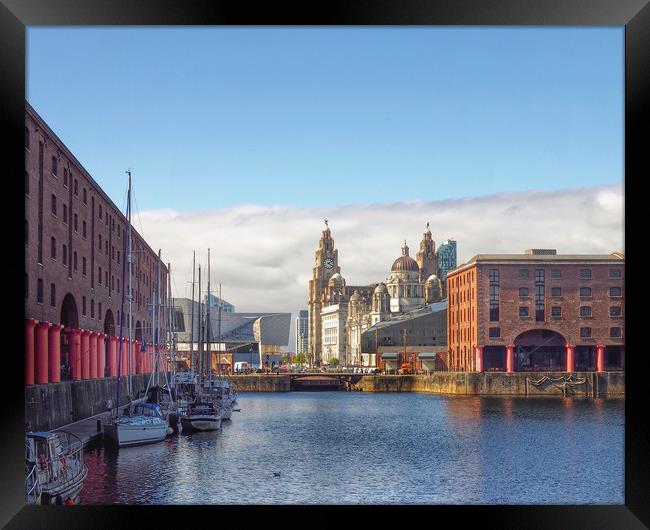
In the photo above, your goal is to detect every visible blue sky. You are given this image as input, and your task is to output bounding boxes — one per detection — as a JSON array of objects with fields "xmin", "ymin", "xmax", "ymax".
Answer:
[{"xmin": 27, "ymin": 27, "xmax": 623, "ymax": 212}]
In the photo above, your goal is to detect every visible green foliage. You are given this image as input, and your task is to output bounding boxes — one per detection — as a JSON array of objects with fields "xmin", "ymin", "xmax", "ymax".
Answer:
[
  {"xmin": 294, "ymin": 353, "xmax": 307, "ymax": 364},
  {"xmin": 328, "ymin": 357, "xmax": 339, "ymax": 366}
]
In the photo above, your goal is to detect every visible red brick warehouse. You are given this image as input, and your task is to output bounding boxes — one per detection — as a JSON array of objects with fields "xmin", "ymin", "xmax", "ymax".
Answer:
[
  {"xmin": 446, "ymin": 249, "xmax": 624, "ymax": 373},
  {"xmin": 25, "ymin": 102, "xmax": 169, "ymax": 386}
]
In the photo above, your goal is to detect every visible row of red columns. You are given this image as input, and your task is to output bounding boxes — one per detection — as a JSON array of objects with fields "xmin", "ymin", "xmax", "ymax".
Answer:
[
  {"xmin": 25, "ymin": 319, "xmax": 163, "ymax": 385},
  {"xmin": 474, "ymin": 344, "xmax": 607, "ymax": 373}
]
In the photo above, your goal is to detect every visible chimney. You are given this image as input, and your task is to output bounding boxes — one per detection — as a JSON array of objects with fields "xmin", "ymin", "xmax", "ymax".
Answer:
[{"xmin": 524, "ymin": 249, "xmax": 557, "ymax": 255}]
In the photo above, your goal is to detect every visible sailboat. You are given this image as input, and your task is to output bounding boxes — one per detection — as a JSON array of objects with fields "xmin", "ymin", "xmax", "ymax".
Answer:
[
  {"xmin": 180, "ymin": 251, "xmax": 222, "ymax": 432},
  {"xmin": 104, "ymin": 170, "xmax": 170, "ymax": 447}
]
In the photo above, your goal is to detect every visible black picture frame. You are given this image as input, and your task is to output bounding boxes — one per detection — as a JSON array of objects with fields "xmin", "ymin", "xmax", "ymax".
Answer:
[{"xmin": 1, "ymin": 1, "xmax": 647, "ymax": 528}]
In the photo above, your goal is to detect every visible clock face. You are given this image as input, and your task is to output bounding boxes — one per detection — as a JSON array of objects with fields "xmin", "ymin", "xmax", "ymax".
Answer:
[{"xmin": 324, "ymin": 257, "xmax": 334, "ymax": 269}]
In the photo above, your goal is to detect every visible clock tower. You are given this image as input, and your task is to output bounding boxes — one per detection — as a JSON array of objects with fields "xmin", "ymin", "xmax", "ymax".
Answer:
[{"xmin": 308, "ymin": 221, "xmax": 341, "ymax": 365}]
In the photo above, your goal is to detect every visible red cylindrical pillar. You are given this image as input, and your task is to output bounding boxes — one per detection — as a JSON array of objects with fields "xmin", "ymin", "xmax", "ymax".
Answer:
[
  {"xmin": 135, "ymin": 341, "xmax": 142, "ymax": 374},
  {"xmin": 34, "ymin": 322, "xmax": 50, "ymax": 384},
  {"xmin": 565, "ymin": 343, "xmax": 575, "ymax": 373},
  {"xmin": 89, "ymin": 332, "xmax": 98, "ymax": 379},
  {"xmin": 69, "ymin": 329, "xmax": 82, "ymax": 380},
  {"xmin": 48, "ymin": 324, "xmax": 63, "ymax": 383},
  {"xmin": 25, "ymin": 319, "xmax": 37, "ymax": 385},
  {"xmin": 596, "ymin": 344, "xmax": 606, "ymax": 373},
  {"xmin": 475, "ymin": 345, "xmax": 484, "ymax": 373},
  {"xmin": 506, "ymin": 344, "xmax": 515, "ymax": 373},
  {"xmin": 80, "ymin": 330, "xmax": 90, "ymax": 380},
  {"xmin": 97, "ymin": 333, "xmax": 106, "ymax": 378},
  {"xmin": 108, "ymin": 336, "xmax": 118, "ymax": 377},
  {"xmin": 131, "ymin": 340, "xmax": 138, "ymax": 375},
  {"xmin": 121, "ymin": 338, "xmax": 129, "ymax": 375}
]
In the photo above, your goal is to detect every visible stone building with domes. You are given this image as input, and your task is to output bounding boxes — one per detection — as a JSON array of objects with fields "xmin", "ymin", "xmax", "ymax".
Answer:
[{"xmin": 308, "ymin": 222, "xmax": 454, "ymax": 366}]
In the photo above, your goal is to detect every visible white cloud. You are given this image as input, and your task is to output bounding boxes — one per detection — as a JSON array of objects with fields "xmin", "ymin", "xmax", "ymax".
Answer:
[{"xmin": 134, "ymin": 183, "xmax": 624, "ymax": 351}]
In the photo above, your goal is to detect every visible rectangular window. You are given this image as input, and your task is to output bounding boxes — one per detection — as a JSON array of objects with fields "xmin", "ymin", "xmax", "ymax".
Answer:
[
  {"xmin": 37, "ymin": 278, "xmax": 43, "ymax": 303},
  {"xmin": 608, "ymin": 268, "xmax": 622, "ymax": 279},
  {"xmin": 63, "ymin": 168, "xmax": 68, "ymax": 187},
  {"xmin": 488, "ymin": 327, "xmax": 500, "ymax": 338},
  {"xmin": 579, "ymin": 268, "xmax": 592, "ymax": 280},
  {"xmin": 51, "ymin": 194, "xmax": 57, "ymax": 215},
  {"xmin": 535, "ymin": 269, "xmax": 545, "ymax": 283},
  {"xmin": 580, "ymin": 306, "xmax": 592, "ymax": 317},
  {"xmin": 105, "ymin": 270, "xmax": 108, "ymax": 286},
  {"xmin": 73, "ymin": 251, "xmax": 78, "ymax": 271},
  {"xmin": 551, "ymin": 306, "xmax": 561, "ymax": 317},
  {"xmin": 82, "ymin": 296, "xmax": 86, "ymax": 316},
  {"xmin": 51, "ymin": 156, "xmax": 57, "ymax": 176},
  {"xmin": 50, "ymin": 283, "xmax": 56, "ymax": 306},
  {"xmin": 99, "ymin": 234, "xmax": 102, "ymax": 250},
  {"xmin": 551, "ymin": 269, "xmax": 561, "ymax": 279},
  {"xmin": 62, "ymin": 244, "xmax": 67, "ymax": 265},
  {"xmin": 50, "ymin": 237, "xmax": 56, "ymax": 259},
  {"xmin": 83, "ymin": 188, "xmax": 87, "ymax": 204},
  {"xmin": 610, "ymin": 306, "xmax": 621, "ymax": 317},
  {"xmin": 580, "ymin": 327, "xmax": 591, "ymax": 338},
  {"xmin": 83, "ymin": 257, "xmax": 87, "ymax": 275},
  {"xmin": 74, "ymin": 213, "xmax": 78, "ymax": 232},
  {"xmin": 99, "ymin": 205, "xmax": 103, "ymax": 219},
  {"xmin": 519, "ymin": 306, "xmax": 529, "ymax": 317},
  {"xmin": 63, "ymin": 204, "xmax": 68, "ymax": 224},
  {"xmin": 519, "ymin": 287, "xmax": 529, "ymax": 297},
  {"xmin": 98, "ymin": 267, "xmax": 102, "ymax": 284},
  {"xmin": 82, "ymin": 220, "xmax": 87, "ymax": 238},
  {"xmin": 551, "ymin": 287, "xmax": 561, "ymax": 297},
  {"xmin": 488, "ymin": 269, "xmax": 499, "ymax": 282},
  {"xmin": 580, "ymin": 287, "xmax": 592, "ymax": 297},
  {"xmin": 518, "ymin": 269, "xmax": 529, "ymax": 278},
  {"xmin": 74, "ymin": 179, "xmax": 78, "ymax": 196},
  {"xmin": 91, "ymin": 300, "xmax": 95, "ymax": 319},
  {"xmin": 609, "ymin": 287, "xmax": 622, "ymax": 297},
  {"xmin": 610, "ymin": 327, "xmax": 622, "ymax": 338}
]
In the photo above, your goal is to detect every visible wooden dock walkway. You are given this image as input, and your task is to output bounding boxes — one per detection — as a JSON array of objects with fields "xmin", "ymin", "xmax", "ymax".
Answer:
[{"xmin": 53, "ymin": 403, "xmax": 131, "ymax": 447}]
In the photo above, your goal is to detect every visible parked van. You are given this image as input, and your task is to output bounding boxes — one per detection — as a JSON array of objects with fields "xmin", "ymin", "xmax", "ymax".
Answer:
[{"xmin": 234, "ymin": 362, "xmax": 250, "ymax": 374}]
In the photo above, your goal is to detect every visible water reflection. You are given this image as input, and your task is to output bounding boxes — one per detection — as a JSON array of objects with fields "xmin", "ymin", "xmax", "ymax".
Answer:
[{"xmin": 80, "ymin": 393, "xmax": 624, "ymax": 505}]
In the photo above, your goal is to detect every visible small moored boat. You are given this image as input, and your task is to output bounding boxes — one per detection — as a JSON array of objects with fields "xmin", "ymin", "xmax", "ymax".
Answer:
[{"xmin": 25, "ymin": 430, "xmax": 88, "ymax": 505}]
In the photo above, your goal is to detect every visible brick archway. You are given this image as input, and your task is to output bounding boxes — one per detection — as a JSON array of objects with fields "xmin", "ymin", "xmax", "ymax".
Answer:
[
  {"xmin": 103, "ymin": 309, "xmax": 115, "ymax": 336},
  {"xmin": 60, "ymin": 293, "xmax": 78, "ymax": 329},
  {"xmin": 514, "ymin": 329, "xmax": 567, "ymax": 372}
]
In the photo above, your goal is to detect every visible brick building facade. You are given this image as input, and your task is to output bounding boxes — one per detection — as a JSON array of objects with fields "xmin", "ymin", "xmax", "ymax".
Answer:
[
  {"xmin": 447, "ymin": 249, "xmax": 624, "ymax": 373},
  {"xmin": 25, "ymin": 102, "xmax": 168, "ymax": 386}
]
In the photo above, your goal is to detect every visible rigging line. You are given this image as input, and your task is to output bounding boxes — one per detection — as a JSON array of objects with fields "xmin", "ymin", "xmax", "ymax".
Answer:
[{"xmin": 130, "ymin": 182, "xmax": 147, "ymax": 245}]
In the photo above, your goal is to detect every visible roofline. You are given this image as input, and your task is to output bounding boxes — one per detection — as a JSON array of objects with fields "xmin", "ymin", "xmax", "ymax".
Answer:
[
  {"xmin": 447, "ymin": 253, "xmax": 625, "ymax": 277},
  {"xmin": 25, "ymin": 101, "xmax": 166, "ymax": 272}
]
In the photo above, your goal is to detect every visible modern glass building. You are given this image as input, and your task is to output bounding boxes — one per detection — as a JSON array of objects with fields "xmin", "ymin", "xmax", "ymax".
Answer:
[
  {"xmin": 296, "ymin": 309, "xmax": 309, "ymax": 358},
  {"xmin": 437, "ymin": 239, "xmax": 457, "ymax": 283},
  {"xmin": 205, "ymin": 293, "xmax": 235, "ymax": 313}
]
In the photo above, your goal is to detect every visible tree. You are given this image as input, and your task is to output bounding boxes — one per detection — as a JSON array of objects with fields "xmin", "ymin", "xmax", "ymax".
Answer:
[
  {"xmin": 328, "ymin": 357, "xmax": 339, "ymax": 367},
  {"xmin": 294, "ymin": 352, "xmax": 307, "ymax": 364},
  {"xmin": 282, "ymin": 354, "xmax": 289, "ymax": 363}
]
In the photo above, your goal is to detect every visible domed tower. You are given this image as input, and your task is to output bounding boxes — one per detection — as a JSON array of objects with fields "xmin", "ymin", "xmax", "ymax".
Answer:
[
  {"xmin": 308, "ymin": 220, "xmax": 342, "ymax": 364},
  {"xmin": 371, "ymin": 282, "xmax": 390, "ymax": 324},
  {"xmin": 327, "ymin": 272, "xmax": 347, "ymax": 303},
  {"xmin": 417, "ymin": 222, "xmax": 438, "ymax": 283},
  {"xmin": 425, "ymin": 274, "xmax": 443, "ymax": 304},
  {"xmin": 386, "ymin": 241, "xmax": 425, "ymax": 314}
]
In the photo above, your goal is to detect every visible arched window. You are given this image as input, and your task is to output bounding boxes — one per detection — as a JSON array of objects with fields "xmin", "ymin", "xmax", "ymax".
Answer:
[{"xmin": 82, "ymin": 296, "xmax": 86, "ymax": 316}]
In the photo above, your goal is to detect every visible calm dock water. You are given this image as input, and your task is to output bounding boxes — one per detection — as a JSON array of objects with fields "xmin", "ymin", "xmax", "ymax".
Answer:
[{"xmin": 80, "ymin": 392, "xmax": 624, "ymax": 505}]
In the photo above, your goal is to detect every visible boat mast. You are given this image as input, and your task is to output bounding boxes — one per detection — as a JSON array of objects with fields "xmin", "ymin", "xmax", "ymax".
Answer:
[
  {"xmin": 189, "ymin": 251, "xmax": 195, "ymax": 374},
  {"xmin": 127, "ymin": 170, "xmax": 133, "ymax": 399},
  {"xmin": 207, "ymin": 249, "xmax": 212, "ymax": 387},
  {"xmin": 156, "ymin": 249, "xmax": 162, "ymax": 387},
  {"xmin": 114, "ymin": 170, "xmax": 130, "ymax": 416},
  {"xmin": 218, "ymin": 283, "xmax": 222, "ymax": 378},
  {"xmin": 198, "ymin": 264, "xmax": 202, "ymax": 382},
  {"xmin": 168, "ymin": 261, "xmax": 175, "ymax": 390}
]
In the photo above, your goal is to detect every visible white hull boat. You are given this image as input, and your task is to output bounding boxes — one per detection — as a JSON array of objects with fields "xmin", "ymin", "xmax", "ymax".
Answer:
[
  {"xmin": 180, "ymin": 414, "xmax": 222, "ymax": 432},
  {"xmin": 105, "ymin": 403, "xmax": 170, "ymax": 447}
]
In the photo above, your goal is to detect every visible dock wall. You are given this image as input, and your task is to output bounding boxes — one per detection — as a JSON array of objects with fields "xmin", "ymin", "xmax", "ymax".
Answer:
[
  {"xmin": 25, "ymin": 374, "xmax": 164, "ymax": 432},
  {"xmin": 226, "ymin": 372, "xmax": 624, "ymax": 398}
]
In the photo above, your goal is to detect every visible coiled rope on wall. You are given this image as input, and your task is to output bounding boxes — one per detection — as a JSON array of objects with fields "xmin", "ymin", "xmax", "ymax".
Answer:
[{"xmin": 527, "ymin": 374, "xmax": 587, "ymax": 397}]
